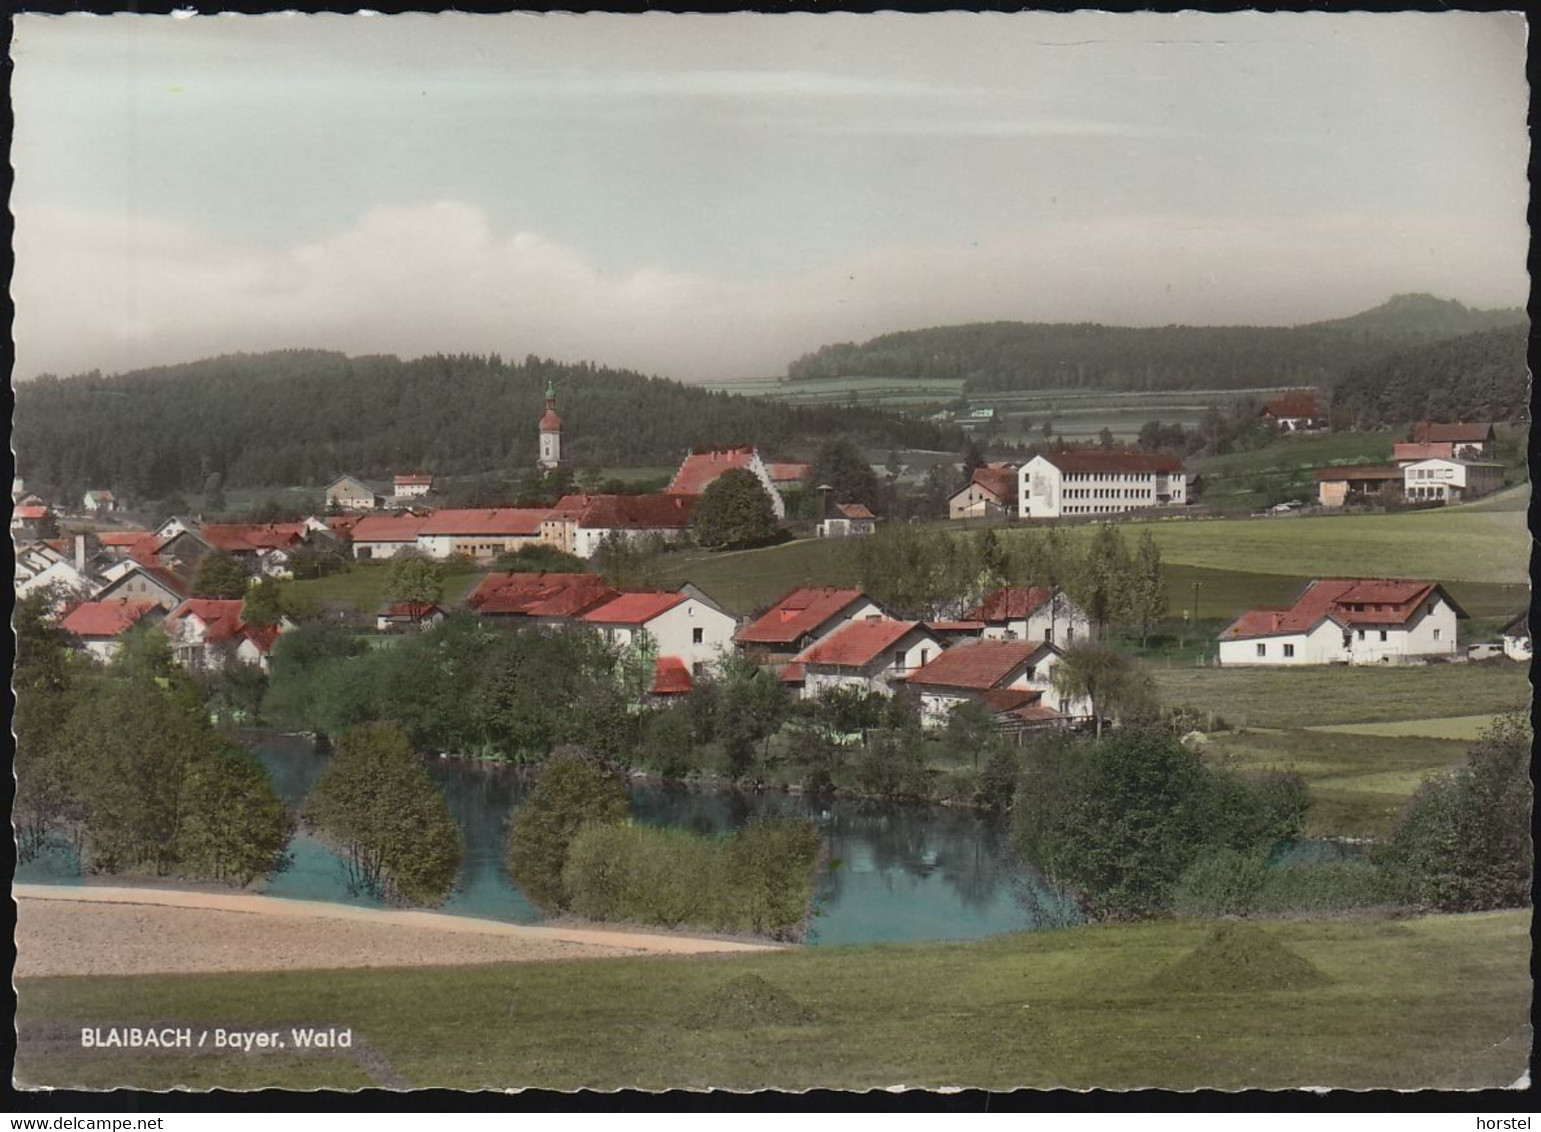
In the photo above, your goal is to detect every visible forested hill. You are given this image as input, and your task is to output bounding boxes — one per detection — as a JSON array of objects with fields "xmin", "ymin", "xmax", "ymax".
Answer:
[
  {"xmin": 13, "ymin": 350, "xmax": 957, "ymax": 498},
  {"xmin": 1330, "ymin": 324, "xmax": 1530, "ymax": 426},
  {"xmin": 786, "ymin": 294, "xmax": 1527, "ymax": 393}
]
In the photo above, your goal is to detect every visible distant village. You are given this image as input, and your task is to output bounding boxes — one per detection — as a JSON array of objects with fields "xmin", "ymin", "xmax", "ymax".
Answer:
[{"xmin": 12, "ymin": 382, "xmax": 1530, "ymax": 738}]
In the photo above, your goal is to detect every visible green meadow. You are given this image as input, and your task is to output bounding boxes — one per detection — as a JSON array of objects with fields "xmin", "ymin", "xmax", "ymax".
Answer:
[{"xmin": 15, "ymin": 910, "xmax": 1528, "ymax": 1091}]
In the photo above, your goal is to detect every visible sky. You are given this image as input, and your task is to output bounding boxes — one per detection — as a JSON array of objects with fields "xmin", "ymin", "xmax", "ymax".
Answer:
[{"xmin": 10, "ymin": 11, "xmax": 1531, "ymax": 383}]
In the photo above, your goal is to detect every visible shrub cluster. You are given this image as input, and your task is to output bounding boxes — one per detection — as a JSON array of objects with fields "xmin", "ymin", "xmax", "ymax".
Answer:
[{"xmin": 1171, "ymin": 849, "xmax": 1392, "ymax": 918}]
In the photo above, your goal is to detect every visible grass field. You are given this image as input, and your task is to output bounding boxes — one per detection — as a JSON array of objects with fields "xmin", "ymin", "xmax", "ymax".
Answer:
[
  {"xmin": 1202, "ymin": 728, "xmax": 1476, "ymax": 837},
  {"xmin": 1151, "ymin": 664, "xmax": 1530, "ymax": 730},
  {"xmin": 14, "ymin": 910, "xmax": 1528, "ymax": 1091},
  {"xmin": 1307, "ymin": 714, "xmax": 1507, "ymax": 741},
  {"xmin": 281, "ymin": 561, "xmax": 482, "ymax": 614}
]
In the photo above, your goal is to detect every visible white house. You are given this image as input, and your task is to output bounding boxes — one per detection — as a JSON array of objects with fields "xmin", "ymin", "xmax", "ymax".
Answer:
[
  {"xmin": 1219, "ymin": 578, "xmax": 1464, "ymax": 666},
  {"xmin": 162, "ymin": 599, "xmax": 289, "ymax": 672},
  {"xmin": 735, "ymin": 587, "xmax": 888, "ymax": 663},
  {"xmin": 153, "ymin": 515, "xmax": 195, "ymax": 542},
  {"xmin": 791, "ymin": 617, "xmax": 943, "ymax": 701},
  {"xmin": 948, "ymin": 465, "xmax": 1017, "ymax": 520},
  {"xmin": 558, "ymin": 493, "xmax": 696, "ymax": 559},
  {"xmin": 393, "ymin": 473, "xmax": 434, "ymax": 500},
  {"xmin": 1018, "ymin": 450, "xmax": 1186, "ymax": 519},
  {"xmin": 82, "ymin": 489, "xmax": 118, "ymax": 513},
  {"xmin": 1261, "ymin": 390, "xmax": 1329, "ymax": 432},
  {"xmin": 1402, "ymin": 458, "xmax": 1504, "ymax": 504},
  {"xmin": 1414, "ymin": 422, "xmax": 1495, "ymax": 460},
  {"xmin": 350, "ymin": 512, "xmax": 430, "ymax": 559},
  {"xmin": 60, "ymin": 601, "xmax": 164, "ymax": 663},
  {"xmin": 325, "ymin": 474, "xmax": 384, "ymax": 511},
  {"xmin": 668, "ymin": 445, "xmax": 786, "ymax": 519},
  {"xmin": 965, "ymin": 585, "xmax": 1094, "ymax": 648},
  {"xmin": 580, "ymin": 588, "xmax": 739, "ymax": 682},
  {"xmin": 816, "ymin": 502, "xmax": 877, "ymax": 539},
  {"xmin": 1501, "ymin": 613, "xmax": 1531, "ymax": 663},
  {"xmin": 900, "ymin": 638, "xmax": 1087, "ymax": 728},
  {"xmin": 415, "ymin": 508, "xmax": 550, "ymax": 560}
]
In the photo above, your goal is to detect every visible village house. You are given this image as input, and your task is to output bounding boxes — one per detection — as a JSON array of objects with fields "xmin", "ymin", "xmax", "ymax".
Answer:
[
  {"xmin": 734, "ymin": 586, "xmax": 888, "ymax": 664},
  {"xmin": 60, "ymin": 601, "xmax": 164, "ymax": 662},
  {"xmin": 415, "ymin": 508, "xmax": 551, "ymax": 559},
  {"xmin": 1392, "ymin": 441, "xmax": 1454, "ymax": 466},
  {"xmin": 11, "ymin": 503, "xmax": 57, "ymax": 541},
  {"xmin": 349, "ymin": 512, "xmax": 430, "ymax": 559},
  {"xmin": 393, "ymin": 472, "xmax": 434, "ymax": 501},
  {"xmin": 162, "ymin": 599, "xmax": 289, "ymax": 672},
  {"xmin": 465, "ymin": 571, "xmax": 619, "ymax": 624},
  {"xmin": 15, "ymin": 538, "xmax": 101, "ymax": 609},
  {"xmin": 966, "ymin": 585, "xmax": 1094, "ymax": 647},
  {"xmin": 816, "ymin": 502, "xmax": 877, "ymax": 539},
  {"xmin": 581, "ymin": 587, "xmax": 738, "ymax": 683},
  {"xmin": 82, "ymin": 489, "xmax": 118, "ymax": 514},
  {"xmin": 561, "ymin": 493, "xmax": 697, "ymax": 559},
  {"xmin": 1261, "ymin": 389, "xmax": 1329, "ymax": 432},
  {"xmin": 94, "ymin": 530, "xmax": 160, "ymax": 561},
  {"xmin": 1018, "ymin": 449, "xmax": 1186, "ymax": 519},
  {"xmin": 324, "ymin": 474, "xmax": 386, "ymax": 511},
  {"xmin": 153, "ymin": 515, "xmax": 196, "ymax": 542},
  {"xmin": 899, "ymin": 638, "xmax": 1084, "ymax": 730},
  {"xmin": 1501, "ymin": 613, "xmax": 1530, "ymax": 663},
  {"xmin": 767, "ymin": 462, "xmax": 811, "ymax": 495},
  {"xmin": 1413, "ymin": 421, "xmax": 1495, "ymax": 460},
  {"xmin": 92, "ymin": 561, "xmax": 195, "ymax": 610},
  {"xmin": 668, "ymin": 445, "xmax": 786, "ymax": 519},
  {"xmin": 376, "ymin": 601, "xmax": 446, "ymax": 631},
  {"xmin": 1402, "ymin": 457, "xmax": 1504, "ymax": 504},
  {"xmin": 790, "ymin": 617, "xmax": 943, "ymax": 701},
  {"xmin": 1219, "ymin": 578, "xmax": 1465, "ymax": 666},
  {"xmin": 948, "ymin": 464, "xmax": 1017, "ymax": 520},
  {"xmin": 197, "ymin": 522, "xmax": 314, "ymax": 574},
  {"xmin": 1315, "ymin": 465, "xmax": 1403, "ymax": 508}
]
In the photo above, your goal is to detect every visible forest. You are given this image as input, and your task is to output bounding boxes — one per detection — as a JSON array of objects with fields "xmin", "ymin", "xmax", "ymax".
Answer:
[
  {"xmin": 1328, "ymin": 324, "xmax": 1530, "ymax": 427},
  {"xmin": 785, "ymin": 294, "xmax": 1527, "ymax": 394},
  {"xmin": 12, "ymin": 350, "xmax": 960, "ymax": 499}
]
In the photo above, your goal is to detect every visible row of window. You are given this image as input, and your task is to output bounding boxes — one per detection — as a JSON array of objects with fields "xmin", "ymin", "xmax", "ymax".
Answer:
[
  {"xmin": 1065, "ymin": 487, "xmax": 1153, "ymax": 500},
  {"xmin": 1059, "ymin": 503, "xmax": 1154, "ymax": 515},
  {"xmin": 1254, "ymin": 626, "xmax": 1441, "ymax": 657},
  {"xmin": 1061, "ymin": 472, "xmax": 1168, "ymax": 482}
]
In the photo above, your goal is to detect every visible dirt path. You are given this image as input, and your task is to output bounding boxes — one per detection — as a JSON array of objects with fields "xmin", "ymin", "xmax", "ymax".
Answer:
[{"xmin": 14, "ymin": 884, "xmax": 781, "ymax": 977}]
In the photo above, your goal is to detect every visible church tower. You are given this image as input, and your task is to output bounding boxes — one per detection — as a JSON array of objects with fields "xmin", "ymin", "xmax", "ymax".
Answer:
[{"xmin": 537, "ymin": 379, "xmax": 563, "ymax": 469}]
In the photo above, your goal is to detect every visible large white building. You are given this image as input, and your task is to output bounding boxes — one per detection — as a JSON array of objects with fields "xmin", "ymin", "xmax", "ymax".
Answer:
[
  {"xmin": 1219, "ymin": 578, "xmax": 1465, "ymax": 666},
  {"xmin": 1018, "ymin": 450, "xmax": 1186, "ymax": 519},
  {"xmin": 1402, "ymin": 458, "xmax": 1504, "ymax": 504}
]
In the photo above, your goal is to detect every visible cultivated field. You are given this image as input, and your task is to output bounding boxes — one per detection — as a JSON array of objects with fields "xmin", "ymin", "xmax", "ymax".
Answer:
[{"xmin": 15, "ymin": 910, "xmax": 1528, "ymax": 1091}]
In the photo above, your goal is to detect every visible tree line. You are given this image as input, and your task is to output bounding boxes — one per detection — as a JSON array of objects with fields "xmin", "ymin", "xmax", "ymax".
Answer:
[{"xmin": 1330, "ymin": 325, "xmax": 1529, "ymax": 428}]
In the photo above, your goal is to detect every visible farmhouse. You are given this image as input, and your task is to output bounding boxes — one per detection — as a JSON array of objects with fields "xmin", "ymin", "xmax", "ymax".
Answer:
[
  {"xmin": 1261, "ymin": 389, "xmax": 1328, "ymax": 432},
  {"xmin": 93, "ymin": 561, "xmax": 193, "ymax": 610},
  {"xmin": 790, "ymin": 617, "xmax": 943, "ymax": 701},
  {"xmin": 966, "ymin": 585, "xmax": 1094, "ymax": 647},
  {"xmin": 816, "ymin": 502, "xmax": 877, "ymax": 539},
  {"xmin": 163, "ymin": 599, "xmax": 288, "ymax": 672},
  {"xmin": 11, "ymin": 503, "xmax": 57, "ymax": 540},
  {"xmin": 82, "ymin": 489, "xmax": 118, "ymax": 513},
  {"xmin": 60, "ymin": 601, "xmax": 164, "ymax": 662},
  {"xmin": 416, "ymin": 508, "xmax": 550, "ymax": 559},
  {"xmin": 465, "ymin": 571, "xmax": 618, "ymax": 623},
  {"xmin": 668, "ymin": 445, "xmax": 786, "ymax": 519},
  {"xmin": 393, "ymin": 472, "xmax": 434, "ymax": 500},
  {"xmin": 1413, "ymin": 421, "xmax": 1494, "ymax": 460},
  {"xmin": 899, "ymin": 638, "xmax": 1083, "ymax": 729},
  {"xmin": 325, "ymin": 474, "xmax": 385, "ymax": 511},
  {"xmin": 1315, "ymin": 465, "xmax": 1402, "ymax": 508},
  {"xmin": 1018, "ymin": 450, "xmax": 1185, "ymax": 519},
  {"xmin": 15, "ymin": 538, "xmax": 99, "ymax": 608},
  {"xmin": 1501, "ymin": 613, "xmax": 1530, "ymax": 662},
  {"xmin": 1219, "ymin": 578, "xmax": 1465, "ymax": 666},
  {"xmin": 581, "ymin": 587, "xmax": 738, "ymax": 681},
  {"xmin": 948, "ymin": 464, "xmax": 1017, "ymax": 520},
  {"xmin": 350, "ymin": 512, "xmax": 430, "ymax": 559},
  {"xmin": 1402, "ymin": 458, "xmax": 1504, "ymax": 504},
  {"xmin": 95, "ymin": 530, "xmax": 160, "ymax": 561},
  {"xmin": 735, "ymin": 586, "xmax": 887, "ymax": 663},
  {"xmin": 561, "ymin": 493, "xmax": 697, "ymax": 559}
]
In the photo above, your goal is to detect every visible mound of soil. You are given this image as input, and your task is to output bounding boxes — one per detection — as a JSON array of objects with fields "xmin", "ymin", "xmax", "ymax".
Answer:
[
  {"xmin": 1150, "ymin": 922, "xmax": 1332, "ymax": 994},
  {"xmin": 683, "ymin": 973, "xmax": 820, "ymax": 1029}
]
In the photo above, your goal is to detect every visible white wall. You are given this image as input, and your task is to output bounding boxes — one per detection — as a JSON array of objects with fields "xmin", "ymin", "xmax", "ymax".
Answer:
[
  {"xmin": 1345, "ymin": 598, "xmax": 1459, "ymax": 664},
  {"xmin": 802, "ymin": 629, "xmax": 942, "ymax": 701}
]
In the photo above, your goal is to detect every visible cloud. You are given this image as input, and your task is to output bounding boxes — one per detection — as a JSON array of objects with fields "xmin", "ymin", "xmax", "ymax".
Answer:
[{"xmin": 12, "ymin": 201, "xmax": 1528, "ymax": 385}]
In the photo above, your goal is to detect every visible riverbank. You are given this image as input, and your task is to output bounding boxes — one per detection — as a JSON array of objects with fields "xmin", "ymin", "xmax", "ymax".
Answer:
[{"xmin": 14, "ymin": 884, "xmax": 781, "ymax": 977}]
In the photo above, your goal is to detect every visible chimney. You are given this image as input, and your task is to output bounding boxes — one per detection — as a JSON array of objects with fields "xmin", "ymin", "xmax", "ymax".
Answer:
[{"xmin": 75, "ymin": 535, "xmax": 87, "ymax": 573}]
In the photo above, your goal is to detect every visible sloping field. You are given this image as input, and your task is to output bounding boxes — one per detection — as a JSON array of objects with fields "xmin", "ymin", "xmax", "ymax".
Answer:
[{"xmin": 1308, "ymin": 714, "xmax": 1509, "ymax": 741}]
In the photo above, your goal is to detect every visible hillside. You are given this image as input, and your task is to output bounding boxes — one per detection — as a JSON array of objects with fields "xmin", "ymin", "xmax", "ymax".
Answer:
[
  {"xmin": 785, "ymin": 294, "xmax": 1527, "ymax": 394},
  {"xmin": 11, "ymin": 350, "xmax": 958, "ymax": 499},
  {"xmin": 1331, "ymin": 324, "xmax": 1530, "ymax": 427}
]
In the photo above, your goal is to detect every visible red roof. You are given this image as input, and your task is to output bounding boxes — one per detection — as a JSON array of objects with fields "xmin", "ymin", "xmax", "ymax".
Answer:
[
  {"xmin": 166, "ymin": 599, "xmax": 286, "ymax": 653},
  {"xmin": 96, "ymin": 530, "xmax": 152, "ymax": 548},
  {"xmin": 199, "ymin": 523, "xmax": 308, "ymax": 553},
  {"xmin": 902, "ymin": 639, "xmax": 1051, "ymax": 691},
  {"xmin": 649, "ymin": 656, "xmax": 694, "ymax": 696},
  {"xmin": 540, "ymin": 407, "xmax": 563, "ymax": 431},
  {"xmin": 793, "ymin": 618, "xmax": 925, "ymax": 668},
  {"xmin": 14, "ymin": 505, "xmax": 49, "ymax": 520},
  {"xmin": 1039, "ymin": 449, "xmax": 1183, "ymax": 475},
  {"xmin": 966, "ymin": 465, "xmax": 1017, "ymax": 502},
  {"xmin": 777, "ymin": 662, "xmax": 806, "ymax": 684},
  {"xmin": 576, "ymin": 493, "xmax": 696, "ymax": 531},
  {"xmin": 836, "ymin": 502, "xmax": 875, "ymax": 520},
  {"xmin": 582, "ymin": 591, "xmax": 688, "ymax": 625},
  {"xmin": 668, "ymin": 446, "xmax": 760, "ymax": 497},
  {"xmin": 966, "ymin": 586, "xmax": 1057, "ymax": 623},
  {"xmin": 418, "ymin": 508, "xmax": 550, "ymax": 537},
  {"xmin": 768, "ymin": 462, "xmax": 811, "ymax": 484},
  {"xmin": 61, "ymin": 601, "xmax": 158, "ymax": 638},
  {"xmin": 1222, "ymin": 577, "xmax": 1460, "ymax": 640},
  {"xmin": 466, "ymin": 571, "xmax": 617, "ymax": 618},
  {"xmin": 394, "ymin": 473, "xmax": 434, "ymax": 486},
  {"xmin": 1414, "ymin": 422, "xmax": 1493, "ymax": 444},
  {"xmin": 1393, "ymin": 442, "xmax": 1454, "ymax": 462},
  {"xmin": 381, "ymin": 601, "xmax": 442, "ymax": 619},
  {"xmin": 925, "ymin": 620, "xmax": 986, "ymax": 633},
  {"xmin": 325, "ymin": 514, "xmax": 364, "ymax": 537},
  {"xmin": 351, "ymin": 513, "xmax": 430, "ymax": 543},
  {"xmin": 1263, "ymin": 390, "xmax": 1324, "ymax": 419},
  {"xmin": 1314, "ymin": 464, "xmax": 1401, "ymax": 482},
  {"xmin": 736, "ymin": 587, "xmax": 874, "ymax": 646}
]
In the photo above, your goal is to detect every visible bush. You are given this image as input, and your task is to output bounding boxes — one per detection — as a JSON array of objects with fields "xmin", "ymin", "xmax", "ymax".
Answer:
[
  {"xmin": 1374, "ymin": 713, "xmax": 1532, "ymax": 912},
  {"xmin": 1171, "ymin": 848, "xmax": 1269, "ymax": 917},
  {"xmin": 640, "ymin": 705, "xmax": 699, "ymax": 780},
  {"xmin": 853, "ymin": 729, "xmax": 931, "ymax": 801},
  {"xmin": 506, "ymin": 749, "xmax": 630, "ymax": 911},
  {"xmin": 1252, "ymin": 859, "xmax": 1393, "ymax": 915},
  {"xmin": 177, "ymin": 744, "xmax": 295, "ymax": 886},
  {"xmin": 977, "ymin": 747, "xmax": 1020, "ymax": 811}
]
